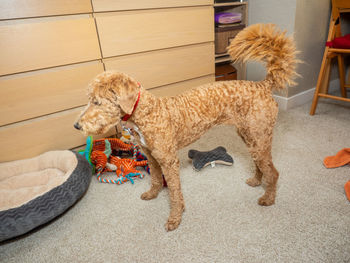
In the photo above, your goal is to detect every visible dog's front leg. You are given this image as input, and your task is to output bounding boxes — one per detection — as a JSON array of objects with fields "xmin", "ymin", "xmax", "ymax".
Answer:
[
  {"xmin": 140, "ymin": 148, "xmax": 163, "ymax": 200},
  {"xmin": 153, "ymin": 150, "xmax": 185, "ymax": 231}
]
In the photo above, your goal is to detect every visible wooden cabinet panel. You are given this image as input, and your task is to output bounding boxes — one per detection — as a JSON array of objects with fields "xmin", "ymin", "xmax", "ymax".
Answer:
[
  {"xmin": 149, "ymin": 75, "xmax": 215, "ymax": 97},
  {"xmin": 0, "ymin": 18, "xmax": 101, "ymax": 76},
  {"xmin": 0, "ymin": 62, "xmax": 104, "ymax": 126},
  {"xmin": 95, "ymin": 7, "xmax": 214, "ymax": 57},
  {"xmin": 92, "ymin": 0, "xmax": 212, "ymax": 12},
  {"xmin": 104, "ymin": 43, "xmax": 215, "ymax": 89},
  {"xmin": 0, "ymin": 0, "xmax": 92, "ymax": 20},
  {"xmin": 0, "ymin": 109, "xmax": 115, "ymax": 162}
]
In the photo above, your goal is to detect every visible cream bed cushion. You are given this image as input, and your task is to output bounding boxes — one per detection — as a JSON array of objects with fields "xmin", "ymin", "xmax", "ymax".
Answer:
[{"xmin": 0, "ymin": 151, "xmax": 77, "ymax": 211}]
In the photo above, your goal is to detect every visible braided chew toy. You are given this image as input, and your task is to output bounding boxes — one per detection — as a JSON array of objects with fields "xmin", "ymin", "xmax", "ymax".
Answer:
[{"xmin": 80, "ymin": 136, "xmax": 149, "ymax": 185}]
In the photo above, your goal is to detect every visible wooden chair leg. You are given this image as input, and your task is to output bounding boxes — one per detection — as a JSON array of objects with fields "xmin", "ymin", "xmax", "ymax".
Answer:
[
  {"xmin": 322, "ymin": 56, "xmax": 332, "ymax": 94},
  {"xmin": 310, "ymin": 50, "xmax": 332, "ymax": 115},
  {"xmin": 337, "ymin": 55, "xmax": 348, "ymax": 98}
]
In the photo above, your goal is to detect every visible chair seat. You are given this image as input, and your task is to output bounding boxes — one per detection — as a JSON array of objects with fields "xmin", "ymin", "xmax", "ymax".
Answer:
[{"xmin": 326, "ymin": 34, "xmax": 350, "ymax": 49}]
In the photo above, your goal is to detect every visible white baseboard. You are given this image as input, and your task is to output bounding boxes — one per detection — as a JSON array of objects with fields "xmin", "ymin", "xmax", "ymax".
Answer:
[
  {"xmin": 273, "ymin": 80, "xmax": 339, "ymax": 111},
  {"xmin": 273, "ymin": 88, "xmax": 315, "ymax": 111}
]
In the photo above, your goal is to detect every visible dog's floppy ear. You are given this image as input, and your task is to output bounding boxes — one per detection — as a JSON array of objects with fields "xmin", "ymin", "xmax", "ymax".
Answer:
[
  {"xmin": 117, "ymin": 78, "xmax": 139, "ymax": 115},
  {"xmin": 94, "ymin": 71, "xmax": 140, "ymax": 114},
  {"xmin": 118, "ymin": 92, "xmax": 138, "ymax": 115}
]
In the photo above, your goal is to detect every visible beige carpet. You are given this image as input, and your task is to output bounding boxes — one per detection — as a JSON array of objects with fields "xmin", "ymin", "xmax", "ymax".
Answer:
[{"xmin": 1, "ymin": 99, "xmax": 350, "ymax": 263}]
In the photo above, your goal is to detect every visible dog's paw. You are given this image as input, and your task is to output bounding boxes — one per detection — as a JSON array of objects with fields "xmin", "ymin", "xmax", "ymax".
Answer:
[
  {"xmin": 140, "ymin": 190, "xmax": 158, "ymax": 200},
  {"xmin": 258, "ymin": 195, "xmax": 275, "ymax": 206},
  {"xmin": 165, "ymin": 217, "xmax": 181, "ymax": 231},
  {"xmin": 246, "ymin": 177, "xmax": 262, "ymax": 187}
]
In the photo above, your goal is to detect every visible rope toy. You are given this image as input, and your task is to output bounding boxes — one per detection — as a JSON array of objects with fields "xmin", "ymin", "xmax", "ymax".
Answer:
[{"xmin": 80, "ymin": 136, "xmax": 149, "ymax": 185}]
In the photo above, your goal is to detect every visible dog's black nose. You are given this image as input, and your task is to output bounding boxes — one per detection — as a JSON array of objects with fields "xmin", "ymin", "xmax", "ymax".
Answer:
[{"xmin": 74, "ymin": 122, "xmax": 81, "ymax": 130}]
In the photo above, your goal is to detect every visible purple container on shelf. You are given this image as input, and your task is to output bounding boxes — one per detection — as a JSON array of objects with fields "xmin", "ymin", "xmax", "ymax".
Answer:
[{"xmin": 215, "ymin": 12, "xmax": 242, "ymax": 24}]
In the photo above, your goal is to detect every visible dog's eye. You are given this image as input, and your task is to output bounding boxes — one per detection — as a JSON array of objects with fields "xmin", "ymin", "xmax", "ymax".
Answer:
[{"xmin": 92, "ymin": 100, "xmax": 101, "ymax": 106}]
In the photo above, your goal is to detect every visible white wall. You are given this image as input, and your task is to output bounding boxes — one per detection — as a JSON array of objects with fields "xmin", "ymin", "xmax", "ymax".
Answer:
[
  {"xmin": 292, "ymin": 0, "xmax": 330, "ymax": 97},
  {"xmin": 247, "ymin": 0, "xmax": 297, "ymax": 85},
  {"xmin": 247, "ymin": 0, "xmax": 331, "ymax": 101}
]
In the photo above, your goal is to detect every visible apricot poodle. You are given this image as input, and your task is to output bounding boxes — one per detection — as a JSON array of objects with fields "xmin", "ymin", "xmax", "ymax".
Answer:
[{"xmin": 74, "ymin": 24, "xmax": 298, "ymax": 231}]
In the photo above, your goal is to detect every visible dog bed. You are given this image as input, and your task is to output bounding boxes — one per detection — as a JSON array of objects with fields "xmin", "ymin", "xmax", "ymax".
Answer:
[{"xmin": 0, "ymin": 150, "xmax": 91, "ymax": 242}]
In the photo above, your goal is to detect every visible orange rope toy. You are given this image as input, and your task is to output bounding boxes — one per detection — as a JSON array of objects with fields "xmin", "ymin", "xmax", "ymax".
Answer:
[{"xmin": 89, "ymin": 138, "xmax": 149, "ymax": 185}]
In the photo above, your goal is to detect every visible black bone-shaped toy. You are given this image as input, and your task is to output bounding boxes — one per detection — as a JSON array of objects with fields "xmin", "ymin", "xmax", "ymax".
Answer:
[{"xmin": 188, "ymin": 146, "xmax": 234, "ymax": 171}]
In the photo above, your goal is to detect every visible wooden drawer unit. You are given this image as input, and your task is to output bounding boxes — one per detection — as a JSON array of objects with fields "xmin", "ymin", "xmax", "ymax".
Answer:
[
  {"xmin": 0, "ymin": 1, "xmax": 215, "ymax": 161},
  {"xmin": 0, "ymin": 18, "xmax": 101, "ymax": 76},
  {"xmin": 92, "ymin": 0, "xmax": 212, "ymax": 12},
  {"xmin": 0, "ymin": 109, "xmax": 85, "ymax": 162},
  {"xmin": 0, "ymin": 109, "xmax": 115, "ymax": 163},
  {"xmin": 95, "ymin": 6, "xmax": 214, "ymax": 58},
  {"xmin": 0, "ymin": 0, "xmax": 92, "ymax": 20},
  {"xmin": 104, "ymin": 43, "xmax": 215, "ymax": 89},
  {"xmin": 149, "ymin": 75, "xmax": 215, "ymax": 97},
  {"xmin": 0, "ymin": 62, "xmax": 104, "ymax": 126}
]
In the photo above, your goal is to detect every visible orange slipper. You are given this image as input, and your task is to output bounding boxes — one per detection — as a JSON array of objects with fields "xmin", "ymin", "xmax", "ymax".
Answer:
[
  {"xmin": 345, "ymin": 181, "xmax": 350, "ymax": 202},
  {"xmin": 323, "ymin": 148, "xmax": 350, "ymax": 168}
]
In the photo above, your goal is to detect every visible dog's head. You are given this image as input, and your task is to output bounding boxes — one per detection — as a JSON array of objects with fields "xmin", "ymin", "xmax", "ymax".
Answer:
[{"xmin": 74, "ymin": 71, "xmax": 140, "ymax": 136}]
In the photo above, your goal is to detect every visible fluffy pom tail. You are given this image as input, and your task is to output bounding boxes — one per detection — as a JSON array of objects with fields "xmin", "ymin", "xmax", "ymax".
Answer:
[{"xmin": 227, "ymin": 23, "xmax": 299, "ymax": 90}]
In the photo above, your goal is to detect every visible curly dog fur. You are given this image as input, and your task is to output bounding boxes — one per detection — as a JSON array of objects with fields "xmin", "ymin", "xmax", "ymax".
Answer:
[{"xmin": 75, "ymin": 24, "xmax": 298, "ymax": 231}]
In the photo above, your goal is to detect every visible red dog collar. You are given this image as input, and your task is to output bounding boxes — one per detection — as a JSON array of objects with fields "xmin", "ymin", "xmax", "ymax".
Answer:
[{"xmin": 121, "ymin": 83, "xmax": 141, "ymax": 122}]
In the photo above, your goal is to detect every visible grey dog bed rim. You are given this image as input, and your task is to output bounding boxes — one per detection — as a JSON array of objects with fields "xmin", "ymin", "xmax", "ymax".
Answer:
[{"xmin": 0, "ymin": 151, "xmax": 91, "ymax": 242}]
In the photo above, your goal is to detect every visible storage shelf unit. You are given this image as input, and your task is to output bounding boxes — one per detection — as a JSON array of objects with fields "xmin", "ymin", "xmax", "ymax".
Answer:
[
  {"xmin": 214, "ymin": 2, "xmax": 245, "ymax": 7},
  {"xmin": 214, "ymin": 1, "xmax": 248, "ymax": 79}
]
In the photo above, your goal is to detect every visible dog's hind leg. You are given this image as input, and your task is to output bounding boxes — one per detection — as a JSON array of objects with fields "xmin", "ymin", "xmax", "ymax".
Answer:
[
  {"xmin": 141, "ymin": 149, "xmax": 164, "ymax": 200},
  {"xmin": 254, "ymin": 149, "xmax": 279, "ymax": 206},
  {"xmin": 237, "ymin": 129, "xmax": 263, "ymax": 187},
  {"xmin": 250, "ymin": 143, "xmax": 279, "ymax": 206},
  {"xmin": 238, "ymin": 128, "xmax": 279, "ymax": 206},
  {"xmin": 152, "ymin": 150, "xmax": 185, "ymax": 231},
  {"xmin": 246, "ymin": 164, "xmax": 263, "ymax": 187}
]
